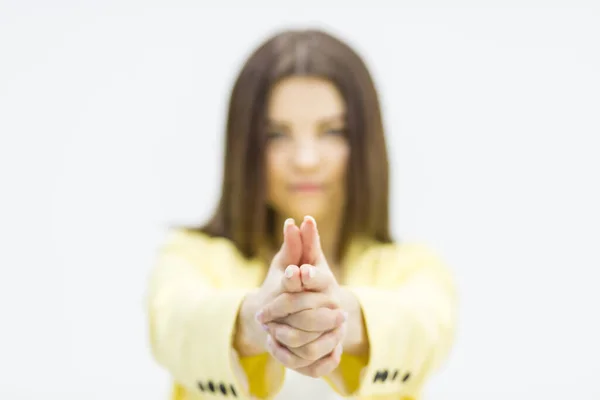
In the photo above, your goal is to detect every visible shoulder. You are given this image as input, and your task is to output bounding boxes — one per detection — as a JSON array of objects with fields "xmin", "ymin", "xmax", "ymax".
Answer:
[
  {"xmin": 377, "ymin": 241, "xmax": 445, "ymax": 266},
  {"xmin": 352, "ymin": 237, "xmax": 444, "ymax": 266},
  {"xmin": 153, "ymin": 229, "xmax": 265, "ymax": 287},
  {"xmin": 160, "ymin": 228, "xmax": 234, "ymax": 251},
  {"xmin": 349, "ymin": 237, "xmax": 451, "ymax": 284},
  {"xmin": 158, "ymin": 228, "xmax": 255, "ymax": 268}
]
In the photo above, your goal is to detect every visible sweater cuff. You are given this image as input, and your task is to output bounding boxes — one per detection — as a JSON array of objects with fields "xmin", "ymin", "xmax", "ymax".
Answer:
[
  {"xmin": 185, "ymin": 289, "xmax": 251, "ymax": 398},
  {"xmin": 346, "ymin": 286, "xmax": 427, "ymax": 397}
]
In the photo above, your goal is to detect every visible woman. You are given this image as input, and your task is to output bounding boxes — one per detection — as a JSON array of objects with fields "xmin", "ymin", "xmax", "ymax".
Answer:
[{"xmin": 147, "ymin": 29, "xmax": 457, "ymax": 400}]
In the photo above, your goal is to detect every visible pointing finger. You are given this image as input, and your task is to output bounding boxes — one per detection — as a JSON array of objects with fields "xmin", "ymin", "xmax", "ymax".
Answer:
[
  {"xmin": 300, "ymin": 215, "xmax": 324, "ymax": 265},
  {"xmin": 273, "ymin": 218, "xmax": 302, "ymax": 269}
]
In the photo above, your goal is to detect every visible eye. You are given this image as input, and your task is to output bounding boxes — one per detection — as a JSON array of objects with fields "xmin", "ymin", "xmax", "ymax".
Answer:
[
  {"xmin": 266, "ymin": 130, "xmax": 287, "ymax": 140},
  {"xmin": 323, "ymin": 128, "xmax": 347, "ymax": 137}
]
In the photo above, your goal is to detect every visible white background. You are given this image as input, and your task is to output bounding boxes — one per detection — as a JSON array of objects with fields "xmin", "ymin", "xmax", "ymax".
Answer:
[{"xmin": 1, "ymin": 1, "xmax": 599, "ymax": 399}]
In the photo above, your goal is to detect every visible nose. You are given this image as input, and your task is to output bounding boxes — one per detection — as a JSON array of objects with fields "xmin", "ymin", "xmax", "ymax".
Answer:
[{"xmin": 292, "ymin": 139, "xmax": 320, "ymax": 171}]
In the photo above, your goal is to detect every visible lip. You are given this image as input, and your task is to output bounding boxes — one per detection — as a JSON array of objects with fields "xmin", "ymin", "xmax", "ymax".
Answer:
[{"xmin": 290, "ymin": 183, "xmax": 324, "ymax": 192}]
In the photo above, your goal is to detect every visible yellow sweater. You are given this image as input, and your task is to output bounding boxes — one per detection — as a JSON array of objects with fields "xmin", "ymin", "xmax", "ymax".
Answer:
[{"xmin": 147, "ymin": 229, "xmax": 457, "ymax": 399}]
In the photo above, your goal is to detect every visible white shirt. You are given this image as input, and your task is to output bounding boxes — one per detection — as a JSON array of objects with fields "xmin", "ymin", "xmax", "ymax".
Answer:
[{"xmin": 275, "ymin": 369, "xmax": 347, "ymax": 400}]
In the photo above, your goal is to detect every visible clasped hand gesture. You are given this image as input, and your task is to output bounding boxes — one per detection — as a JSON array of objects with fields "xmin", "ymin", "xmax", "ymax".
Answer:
[{"xmin": 255, "ymin": 216, "xmax": 346, "ymax": 377}]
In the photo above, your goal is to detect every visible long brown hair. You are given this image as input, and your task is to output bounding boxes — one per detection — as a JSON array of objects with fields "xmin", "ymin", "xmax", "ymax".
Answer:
[{"xmin": 193, "ymin": 28, "xmax": 392, "ymax": 259}]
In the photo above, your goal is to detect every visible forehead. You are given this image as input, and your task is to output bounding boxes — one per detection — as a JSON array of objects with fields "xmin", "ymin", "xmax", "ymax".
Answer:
[{"xmin": 267, "ymin": 76, "xmax": 346, "ymax": 122}]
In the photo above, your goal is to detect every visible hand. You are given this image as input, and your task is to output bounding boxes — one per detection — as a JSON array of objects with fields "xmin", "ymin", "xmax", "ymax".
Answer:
[
  {"xmin": 260, "ymin": 279, "xmax": 346, "ymax": 376},
  {"xmin": 257, "ymin": 216, "xmax": 346, "ymax": 377},
  {"xmin": 235, "ymin": 218, "xmax": 304, "ymax": 356}
]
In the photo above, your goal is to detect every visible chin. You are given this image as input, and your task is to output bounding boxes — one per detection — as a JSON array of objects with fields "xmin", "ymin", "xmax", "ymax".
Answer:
[
  {"xmin": 289, "ymin": 207, "xmax": 326, "ymax": 222},
  {"xmin": 273, "ymin": 195, "xmax": 336, "ymax": 222}
]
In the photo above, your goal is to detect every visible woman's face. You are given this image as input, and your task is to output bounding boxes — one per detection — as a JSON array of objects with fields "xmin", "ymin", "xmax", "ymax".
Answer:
[{"xmin": 265, "ymin": 76, "xmax": 350, "ymax": 223}]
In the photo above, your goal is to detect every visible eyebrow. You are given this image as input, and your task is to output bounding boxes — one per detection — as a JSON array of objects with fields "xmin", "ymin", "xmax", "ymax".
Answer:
[
  {"xmin": 267, "ymin": 113, "xmax": 346, "ymax": 127},
  {"xmin": 318, "ymin": 113, "xmax": 346, "ymax": 125}
]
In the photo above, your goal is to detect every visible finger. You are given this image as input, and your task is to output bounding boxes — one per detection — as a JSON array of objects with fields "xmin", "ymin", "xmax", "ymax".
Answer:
[
  {"xmin": 264, "ymin": 322, "xmax": 322, "ymax": 348},
  {"xmin": 257, "ymin": 292, "xmax": 340, "ymax": 324},
  {"xmin": 288, "ymin": 323, "xmax": 346, "ymax": 361},
  {"xmin": 265, "ymin": 334, "xmax": 313, "ymax": 369},
  {"xmin": 281, "ymin": 265, "xmax": 302, "ymax": 293},
  {"xmin": 300, "ymin": 264, "xmax": 336, "ymax": 292},
  {"xmin": 273, "ymin": 218, "xmax": 302, "ymax": 269},
  {"xmin": 281, "ymin": 308, "xmax": 346, "ymax": 332},
  {"xmin": 295, "ymin": 343, "xmax": 343, "ymax": 378},
  {"xmin": 300, "ymin": 215, "xmax": 324, "ymax": 265}
]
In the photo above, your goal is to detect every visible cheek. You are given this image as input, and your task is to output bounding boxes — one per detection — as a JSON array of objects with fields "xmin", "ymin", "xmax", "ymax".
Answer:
[
  {"xmin": 266, "ymin": 148, "xmax": 288, "ymax": 197},
  {"xmin": 328, "ymin": 142, "xmax": 350, "ymax": 181}
]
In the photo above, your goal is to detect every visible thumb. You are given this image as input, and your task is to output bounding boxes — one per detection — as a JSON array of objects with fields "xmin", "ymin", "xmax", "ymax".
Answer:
[
  {"xmin": 273, "ymin": 218, "xmax": 302, "ymax": 269},
  {"xmin": 300, "ymin": 215, "xmax": 326, "ymax": 266}
]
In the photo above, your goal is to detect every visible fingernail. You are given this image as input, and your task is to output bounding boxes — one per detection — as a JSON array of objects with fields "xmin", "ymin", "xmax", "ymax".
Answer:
[
  {"xmin": 304, "ymin": 215, "xmax": 316, "ymax": 225},
  {"xmin": 309, "ymin": 266, "xmax": 316, "ymax": 278},
  {"xmin": 283, "ymin": 218, "xmax": 294, "ymax": 234},
  {"xmin": 285, "ymin": 265, "xmax": 294, "ymax": 278},
  {"xmin": 261, "ymin": 324, "xmax": 269, "ymax": 332},
  {"xmin": 342, "ymin": 311, "xmax": 349, "ymax": 322},
  {"xmin": 255, "ymin": 310, "xmax": 263, "ymax": 323}
]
